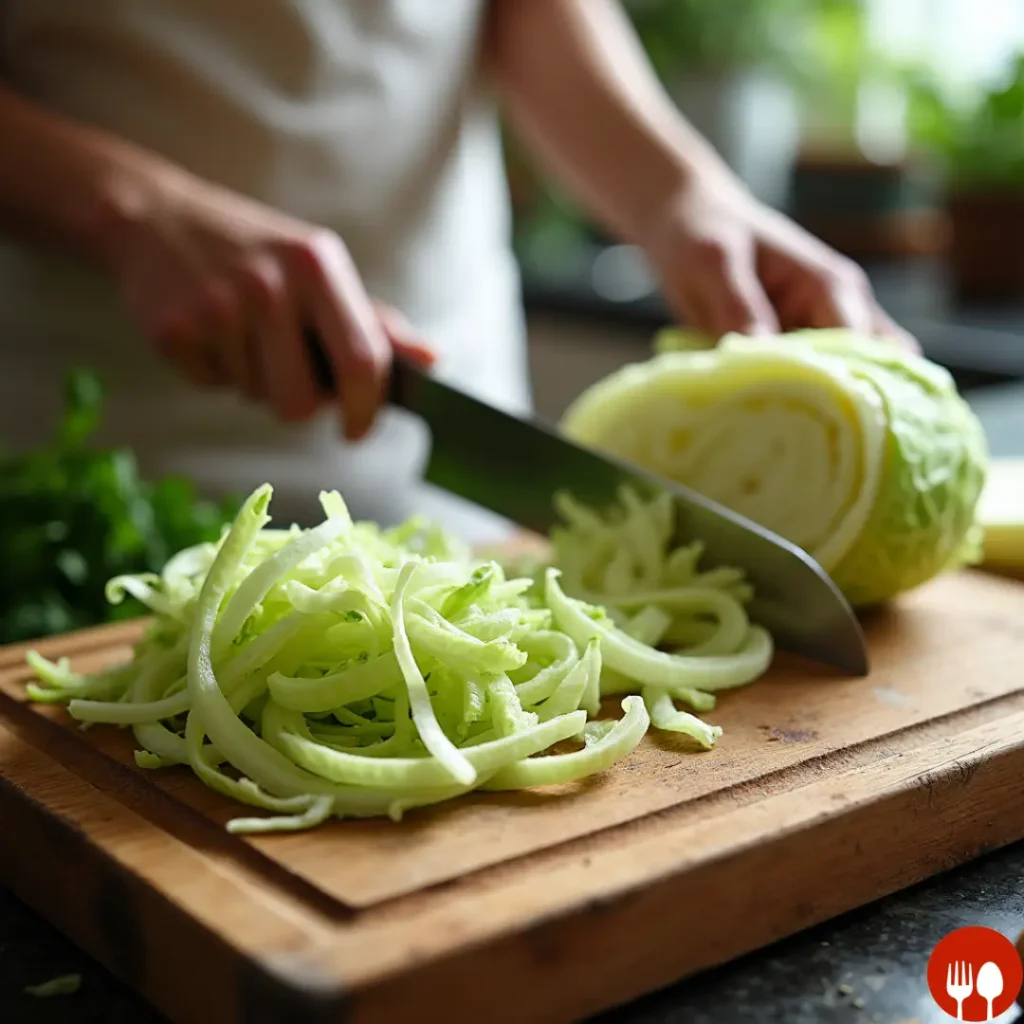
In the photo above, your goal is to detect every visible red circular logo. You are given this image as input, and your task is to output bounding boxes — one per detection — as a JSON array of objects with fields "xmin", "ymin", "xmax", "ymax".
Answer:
[{"xmin": 927, "ymin": 926, "xmax": 1022, "ymax": 1021}]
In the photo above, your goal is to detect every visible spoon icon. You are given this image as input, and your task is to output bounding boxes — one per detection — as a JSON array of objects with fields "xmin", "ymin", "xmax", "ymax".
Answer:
[{"xmin": 977, "ymin": 960, "xmax": 1004, "ymax": 1021}]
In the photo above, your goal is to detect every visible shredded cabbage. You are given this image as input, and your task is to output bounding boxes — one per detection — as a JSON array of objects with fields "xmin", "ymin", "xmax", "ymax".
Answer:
[
  {"xmin": 26, "ymin": 482, "xmax": 773, "ymax": 832},
  {"xmin": 23, "ymin": 974, "xmax": 82, "ymax": 998}
]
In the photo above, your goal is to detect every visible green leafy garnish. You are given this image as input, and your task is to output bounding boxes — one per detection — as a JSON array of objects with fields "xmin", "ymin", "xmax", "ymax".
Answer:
[{"xmin": 0, "ymin": 369, "xmax": 236, "ymax": 643}]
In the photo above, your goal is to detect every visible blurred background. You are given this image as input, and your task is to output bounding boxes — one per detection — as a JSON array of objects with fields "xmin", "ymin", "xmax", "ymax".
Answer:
[
  {"xmin": 3, "ymin": 0, "xmax": 1022, "ymax": 647},
  {"xmin": 517, "ymin": 0, "xmax": 1024, "ymax": 422}
]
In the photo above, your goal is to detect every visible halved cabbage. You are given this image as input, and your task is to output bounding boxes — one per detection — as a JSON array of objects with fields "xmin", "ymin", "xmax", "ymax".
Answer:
[{"xmin": 562, "ymin": 329, "xmax": 988, "ymax": 607}]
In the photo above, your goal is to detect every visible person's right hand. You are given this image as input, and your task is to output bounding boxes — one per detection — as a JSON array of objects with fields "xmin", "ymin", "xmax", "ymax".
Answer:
[{"xmin": 86, "ymin": 167, "xmax": 434, "ymax": 440}]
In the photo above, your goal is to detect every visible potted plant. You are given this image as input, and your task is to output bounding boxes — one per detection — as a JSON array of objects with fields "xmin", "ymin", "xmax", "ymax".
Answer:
[
  {"xmin": 624, "ymin": 0, "xmax": 812, "ymax": 210},
  {"xmin": 786, "ymin": 0, "xmax": 946, "ymax": 260},
  {"xmin": 910, "ymin": 55, "xmax": 1024, "ymax": 303}
]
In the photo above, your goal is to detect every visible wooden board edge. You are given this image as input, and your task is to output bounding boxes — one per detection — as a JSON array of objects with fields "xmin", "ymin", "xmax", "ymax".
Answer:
[
  {"xmin": 0, "ymin": 722, "xmax": 349, "ymax": 1024},
  {"xmin": 342, "ymin": 713, "xmax": 1024, "ymax": 1023}
]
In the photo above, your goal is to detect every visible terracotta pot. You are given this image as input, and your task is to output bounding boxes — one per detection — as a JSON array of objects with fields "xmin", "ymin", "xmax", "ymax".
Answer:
[
  {"xmin": 946, "ymin": 188, "xmax": 1024, "ymax": 304},
  {"xmin": 789, "ymin": 152, "xmax": 948, "ymax": 261}
]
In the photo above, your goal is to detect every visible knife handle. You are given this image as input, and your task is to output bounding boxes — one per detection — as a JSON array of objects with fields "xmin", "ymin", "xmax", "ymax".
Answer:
[
  {"xmin": 304, "ymin": 329, "xmax": 335, "ymax": 394},
  {"xmin": 303, "ymin": 330, "xmax": 420, "ymax": 411}
]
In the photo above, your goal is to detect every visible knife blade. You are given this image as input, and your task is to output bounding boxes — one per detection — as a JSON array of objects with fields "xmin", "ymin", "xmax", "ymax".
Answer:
[{"xmin": 306, "ymin": 339, "xmax": 868, "ymax": 675}]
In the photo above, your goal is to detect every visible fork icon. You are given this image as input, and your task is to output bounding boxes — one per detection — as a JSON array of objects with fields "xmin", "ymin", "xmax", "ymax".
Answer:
[{"xmin": 947, "ymin": 960, "xmax": 975, "ymax": 1020}]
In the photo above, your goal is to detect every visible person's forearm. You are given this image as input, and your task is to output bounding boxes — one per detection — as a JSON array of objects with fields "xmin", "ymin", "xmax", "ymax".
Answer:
[
  {"xmin": 0, "ymin": 86, "xmax": 182, "ymax": 261},
  {"xmin": 486, "ymin": 0, "xmax": 742, "ymax": 245}
]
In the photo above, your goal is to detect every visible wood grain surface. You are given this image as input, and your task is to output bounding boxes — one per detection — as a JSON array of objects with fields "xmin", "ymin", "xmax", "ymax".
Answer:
[{"xmin": 2, "ymin": 568, "xmax": 1024, "ymax": 1024}]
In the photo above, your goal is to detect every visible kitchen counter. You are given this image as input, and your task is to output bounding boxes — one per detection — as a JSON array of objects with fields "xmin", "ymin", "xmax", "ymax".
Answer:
[{"xmin": 2, "ymin": 380, "xmax": 1023, "ymax": 1024}]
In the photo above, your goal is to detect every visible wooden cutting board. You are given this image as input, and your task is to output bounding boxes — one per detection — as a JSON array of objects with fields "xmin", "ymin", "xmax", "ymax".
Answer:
[{"xmin": 3, "ymin": 568, "xmax": 1024, "ymax": 1024}]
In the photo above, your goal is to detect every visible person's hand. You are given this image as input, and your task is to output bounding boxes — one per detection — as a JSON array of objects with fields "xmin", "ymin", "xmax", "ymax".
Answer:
[
  {"xmin": 86, "ymin": 168, "xmax": 434, "ymax": 440},
  {"xmin": 641, "ymin": 175, "xmax": 919, "ymax": 352}
]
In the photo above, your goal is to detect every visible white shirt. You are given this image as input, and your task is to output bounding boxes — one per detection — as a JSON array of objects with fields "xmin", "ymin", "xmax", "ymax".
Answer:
[{"xmin": 0, "ymin": 0, "xmax": 529, "ymax": 541}]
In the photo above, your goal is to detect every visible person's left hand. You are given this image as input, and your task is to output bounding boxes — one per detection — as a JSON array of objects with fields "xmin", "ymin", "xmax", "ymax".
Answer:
[{"xmin": 641, "ymin": 175, "xmax": 919, "ymax": 352}]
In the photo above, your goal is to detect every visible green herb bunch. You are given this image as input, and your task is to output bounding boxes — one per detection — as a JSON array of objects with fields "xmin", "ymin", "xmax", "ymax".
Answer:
[{"xmin": 0, "ymin": 370, "xmax": 236, "ymax": 643}]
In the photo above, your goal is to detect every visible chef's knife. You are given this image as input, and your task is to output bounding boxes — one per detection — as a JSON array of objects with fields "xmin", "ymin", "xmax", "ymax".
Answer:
[{"xmin": 306, "ymin": 339, "xmax": 868, "ymax": 675}]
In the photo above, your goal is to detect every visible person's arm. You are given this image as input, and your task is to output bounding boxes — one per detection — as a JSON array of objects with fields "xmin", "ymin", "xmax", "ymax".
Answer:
[
  {"xmin": 485, "ymin": 0, "xmax": 732, "ymax": 247},
  {"xmin": 0, "ymin": 86, "xmax": 161, "ymax": 251},
  {"xmin": 486, "ymin": 0, "xmax": 916, "ymax": 347},
  {"xmin": 0, "ymin": 87, "xmax": 430, "ymax": 437}
]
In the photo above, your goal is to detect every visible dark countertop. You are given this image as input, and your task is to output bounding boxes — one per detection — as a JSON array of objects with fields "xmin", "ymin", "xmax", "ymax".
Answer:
[{"xmin": 3, "ymin": 369, "xmax": 1024, "ymax": 1024}]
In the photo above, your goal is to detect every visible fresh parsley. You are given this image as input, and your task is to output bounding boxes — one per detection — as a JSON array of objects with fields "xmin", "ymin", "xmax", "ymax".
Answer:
[{"xmin": 0, "ymin": 370, "xmax": 236, "ymax": 643}]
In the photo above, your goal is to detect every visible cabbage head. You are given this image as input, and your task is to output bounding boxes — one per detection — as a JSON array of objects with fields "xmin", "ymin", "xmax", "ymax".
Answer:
[{"xmin": 561, "ymin": 330, "xmax": 988, "ymax": 607}]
